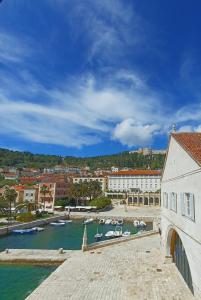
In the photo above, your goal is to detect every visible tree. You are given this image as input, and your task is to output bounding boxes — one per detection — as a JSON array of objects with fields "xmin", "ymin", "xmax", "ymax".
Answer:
[
  {"xmin": 40, "ymin": 185, "xmax": 50, "ymax": 209},
  {"xmin": 4, "ymin": 187, "xmax": 17, "ymax": 221}
]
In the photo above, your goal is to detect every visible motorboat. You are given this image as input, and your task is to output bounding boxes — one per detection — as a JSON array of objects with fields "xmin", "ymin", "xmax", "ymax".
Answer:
[
  {"xmin": 133, "ymin": 220, "xmax": 140, "ymax": 228},
  {"xmin": 111, "ymin": 219, "xmax": 117, "ymax": 225},
  {"xmin": 122, "ymin": 231, "xmax": 131, "ymax": 237},
  {"xmin": 58, "ymin": 220, "xmax": 72, "ymax": 224},
  {"xmin": 105, "ymin": 219, "xmax": 112, "ymax": 225},
  {"xmin": 99, "ymin": 218, "xmax": 105, "ymax": 225},
  {"xmin": 12, "ymin": 228, "xmax": 37, "ymax": 234},
  {"xmin": 94, "ymin": 228, "xmax": 103, "ymax": 240},
  {"xmin": 50, "ymin": 222, "xmax": 65, "ymax": 226},
  {"xmin": 117, "ymin": 218, "xmax": 124, "ymax": 226},
  {"xmin": 94, "ymin": 232, "xmax": 103, "ymax": 240},
  {"xmin": 139, "ymin": 221, "xmax": 147, "ymax": 228},
  {"xmin": 115, "ymin": 226, "xmax": 122, "ymax": 237},
  {"xmin": 83, "ymin": 218, "xmax": 93, "ymax": 225},
  {"xmin": 105, "ymin": 231, "xmax": 116, "ymax": 238},
  {"xmin": 32, "ymin": 227, "xmax": 44, "ymax": 232}
]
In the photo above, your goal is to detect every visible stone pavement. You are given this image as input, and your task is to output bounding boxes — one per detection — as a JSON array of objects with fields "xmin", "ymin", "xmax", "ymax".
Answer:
[
  {"xmin": 26, "ymin": 235, "xmax": 194, "ymax": 300},
  {"xmin": 0, "ymin": 249, "xmax": 75, "ymax": 264}
]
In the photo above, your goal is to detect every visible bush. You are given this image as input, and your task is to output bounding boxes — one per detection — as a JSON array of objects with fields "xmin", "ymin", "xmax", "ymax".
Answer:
[
  {"xmin": 16, "ymin": 212, "xmax": 36, "ymax": 222},
  {"xmin": 89, "ymin": 197, "xmax": 112, "ymax": 210}
]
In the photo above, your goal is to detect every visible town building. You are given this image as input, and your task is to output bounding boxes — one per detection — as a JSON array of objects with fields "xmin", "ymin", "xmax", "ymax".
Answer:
[
  {"xmin": 73, "ymin": 176, "xmax": 107, "ymax": 192},
  {"xmin": 161, "ymin": 132, "xmax": 201, "ymax": 297},
  {"xmin": 13, "ymin": 185, "xmax": 39, "ymax": 206},
  {"xmin": 111, "ymin": 166, "xmax": 119, "ymax": 172},
  {"xmin": 108, "ymin": 170, "xmax": 161, "ymax": 193},
  {"xmin": 129, "ymin": 147, "xmax": 166, "ymax": 155}
]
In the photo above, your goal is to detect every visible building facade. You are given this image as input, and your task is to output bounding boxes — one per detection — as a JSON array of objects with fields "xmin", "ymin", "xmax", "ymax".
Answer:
[
  {"xmin": 108, "ymin": 170, "xmax": 161, "ymax": 193},
  {"xmin": 161, "ymin": 133, "xmax": 201, "ymax": 297}
]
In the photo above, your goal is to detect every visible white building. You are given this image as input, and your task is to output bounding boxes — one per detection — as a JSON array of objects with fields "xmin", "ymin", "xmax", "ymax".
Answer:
[
  {"xmin": 73, "ymin": 176, "xmax": 106, "ymax": 192},
  {"xmin": 111, "ymin": 166, "xmax": 119, "ymax": 172},
  {"xmin": 108, "ymin": 170, "xmax": 161, "ymax": 192},
  {"xmin": 161, "ymin": 132, "xmax": 201, "ymax": 297}
]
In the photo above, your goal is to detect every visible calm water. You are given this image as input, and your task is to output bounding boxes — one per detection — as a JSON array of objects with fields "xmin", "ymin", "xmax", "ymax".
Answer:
[
  {"xmin": 0, "ymin": 264, "xmax": 56, "ymax": 300},
  {"xmin": 0, "ymin": 220, "xmax": 153, "ymax": 251},
  {"xmin": 0, "ymin": 220, "xmax": 152, "ymax": 300}
]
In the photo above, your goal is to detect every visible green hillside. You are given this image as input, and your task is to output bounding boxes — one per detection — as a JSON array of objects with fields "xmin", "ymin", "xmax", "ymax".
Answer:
[{"xmin": 0, "ymin": 148, "xmax": 165, "ymax": 170}]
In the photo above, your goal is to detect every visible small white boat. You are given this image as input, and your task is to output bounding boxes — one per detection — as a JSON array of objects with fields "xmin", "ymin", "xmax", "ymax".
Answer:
[
  {"xmin": 133, "ymin": 220, "xmax": 140, "ymax": 228},
  {"xmin": 50, "ymin": 222, "xmax": 65, "ymax": 226},
  {"xmin": 99, "ymin": 218, "xmax": 105, "ymax": 225},
  {"xmin": 105, "ymin": 231, "xmax": 116, "ymax": 238},
  {"xmin": 115, "ymin": 226, "xmax": 122, "ymax": 237},
  {"xmin": 94, "ymin": 233, "xmax": 103, "ymax": 240},
  {"xmin": 140, "ymin": 221, "xmax": 147, "ymax": 228},
  {"xmin": 32, "ymin": 227, "xmax": 44, "ymax": 232},
  {"xmin": 117, "ymin": 218, "xmax": 123, "ymax": 226},
  {"xmin": 105, "ymin": 219, "xmax": 112, "ymax": 225},
  {"xmin": 58, "ymin": 220, "xmax": 72, "ymax": 224},
  {"xmin": 83, "ymin": 218, "xmax": 93, "ymax": 225},
  {"xmin": 111, "ymin": 219, "xmax": 117, "ymax": 225},
  {"xmin": 122, "ymin": 231, "xmax": 131, "ymax": 237}
]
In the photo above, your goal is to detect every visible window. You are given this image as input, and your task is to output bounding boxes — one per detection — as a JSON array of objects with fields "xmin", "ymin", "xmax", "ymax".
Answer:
[
  {"xmin": 170, "ymin": 192, "xmax": 177, "ymax": 212},
  {"xmin": 163, "ymin": 192, "xmax": 168, "ymax": 208},
  {"xmin": 181, "ymin": 193, "xmax": 195, "ymax": 221}
]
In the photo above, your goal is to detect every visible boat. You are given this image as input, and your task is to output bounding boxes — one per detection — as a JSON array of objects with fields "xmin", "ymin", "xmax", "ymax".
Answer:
[
  {"xmin": 115, "ymin": 226, "xmax": 122, "ymax": 237},
  {"xmin": 117, "ymin": 218, "xmax": 124, "ymax": 226},
  {"xmin": 94, "ymin": 228, "xmax": 103, "ymax": 240},
  {"xmin": 58, "ymin": 220, "xmax": 72, "ymax": 224},
  {"xmin": 105, "ymin": 219, "xmax": 112, "ymax": 225},
  {"xmin": 139, "ymin": 221, "xmax": 147, "ymax": 228},
  {"xmin": 105, "ymin": 231, "xmax": 116, "ymax": 238},
  {"xmin": 99, "ymin": 218, "xmax": 105, "ymax": 225},
  {"xmin": 122, "ymin": 231, "xmax": 131, "ymax": 237},
  {"xmin": 50, "ymin": 222, "xmax": 65, "ymax": 226},
  {"xmin": 133, "ymin": 220, "xmax": 140, "ymax": 228},
  {"xmin": 12, "ymin": 228, "xmax": 37, "ymax": 234},
  {"xmin": 83, "ymin": 218, "xmax": 93, "ymax": 225},
  {"xmin": 32, "ymin": 227, "xmax": 44, "ymax": 232},
  {"xmin": 111, "ymin": 219, "xmax": 117, "ymax": 225}
]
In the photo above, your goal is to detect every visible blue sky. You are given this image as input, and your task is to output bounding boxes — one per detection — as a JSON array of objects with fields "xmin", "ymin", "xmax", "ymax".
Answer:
[{"xmin": 0, "ymin": 0, "xmax": 201, "ymax": 157}]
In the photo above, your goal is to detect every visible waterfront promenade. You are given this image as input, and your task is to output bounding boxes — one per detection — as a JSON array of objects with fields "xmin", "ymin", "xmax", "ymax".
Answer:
[{"xmin": 27, "ymin": 234, "xmax": 194, "ymax": 300}]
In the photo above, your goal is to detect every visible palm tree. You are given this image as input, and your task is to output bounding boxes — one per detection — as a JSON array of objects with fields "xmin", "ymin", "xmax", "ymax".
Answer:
[{"xmin": 4, "ymin": 187, "xmax": 17, "ymax": 221}]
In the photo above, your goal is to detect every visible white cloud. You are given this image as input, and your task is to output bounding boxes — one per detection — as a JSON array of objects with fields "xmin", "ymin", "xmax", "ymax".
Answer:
[{"xmin": 113, "ymin": 119, "xmax": 160, "ymax": 147}]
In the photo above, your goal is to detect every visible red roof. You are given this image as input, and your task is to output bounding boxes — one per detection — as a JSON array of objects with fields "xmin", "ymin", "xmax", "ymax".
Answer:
[
  {"xmin": 110, "ymin": 170, "xmax": 161, "ymax": 176},
  {"xmin": 172, "ymin": 132, "xmax": 201, "ymax": 166}
]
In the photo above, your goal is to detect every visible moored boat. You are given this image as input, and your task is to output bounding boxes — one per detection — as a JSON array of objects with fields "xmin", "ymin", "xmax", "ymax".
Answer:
[
  {"xmin": 99, "ymin": 218, "xmax": 105, "ymax": 225},
  {"xmin": 58, "ymin": 220, "xmax": 72, "ymax": 224},
  {"xmin": 32, "ymin": 227, "xmax": 44, "ymax": 232},
  {"xmin": 133, "ymin": 220, "xmax": 140, "ymax": 228},
  {"xmin": 139, "ymin": 220, "xmax": 147, "ymax": 228},
  {"xmin": 83, "ymin": 218, "xmax": 93, "ymax": 225},
  {"xmin": 122, "ymin": 231, "xmax": 131, "ymax": 237},
  {"xmin": 105, "ymin": 219, "xmax": 112, "ymax": 225},
  {"xmin": 115, "ymin": 226, "xmax": 122, "ymax": 237},
  {"xmin": 50, "ymin": 222, "xmax": 65, "ymax": 226},
  {"xmin": 94, "ymin": 228, "xmax": 103, "ymax": 240},
  {"xmin": 12, "ymin": 228, "xmax": 37, "ymax": 234},
  {"xmin": 111, "ymin": 219, "xmax": 117, "ymax": 225},
  {"xmin": 117, "ymin": 218, "xmax": 124, "ymax": 226},
  {"xmin": 105, "ymin": 230, "xmax": 116, "ymax": 238}
]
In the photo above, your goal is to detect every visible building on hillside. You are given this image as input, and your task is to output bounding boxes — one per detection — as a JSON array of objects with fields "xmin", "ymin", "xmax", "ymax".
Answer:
[
  {"xmin": 129, "ymin": 148, "xmax": 166, "ymax": 155},
  {"xmin": 39, "ymin": 175, "xmax": 71, "ymax": 211},
  {"xmin": 3, "ymin": 172, "xmax": 18, "ymax": 180},
  {"xmin": 111, "ymin": 166, "xmax": 119, "ymax": 172},
  {"xmin": 43, "ymin": 166, "xmax": 80, "ymax": 174},
  {"xmin": 108, "ymin": 170, "xmax": 161, "ymax": 193},
  {"xmin": 161, "ymin": 132, "xmax": 201, "ymax": 297},
  {"xmin": 13, "ymin": 185, "xmax": 39, "ymax": 206},
  {"xmin": 73, "ymin": 176, "xmax": 107, "ymax": 192}
]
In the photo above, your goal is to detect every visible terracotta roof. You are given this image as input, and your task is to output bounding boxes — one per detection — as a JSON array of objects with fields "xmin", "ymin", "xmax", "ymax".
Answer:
[
  {"xmin": 172, "ymin": 132, "xmax": 201, "ymax": 166},
  {"xmin": 110, "ymin": 170, "xmax": 161, "ymax": 176}
]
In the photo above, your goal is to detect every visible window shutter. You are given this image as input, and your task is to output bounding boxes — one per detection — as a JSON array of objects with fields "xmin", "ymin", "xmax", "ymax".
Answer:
[
  {"xmin": 190, "ymin": 193, "xmax": 195, "ymax": 221},
  {"xmin": 180, "ymin": 193, "xmax": 185, "ymax": 215}
]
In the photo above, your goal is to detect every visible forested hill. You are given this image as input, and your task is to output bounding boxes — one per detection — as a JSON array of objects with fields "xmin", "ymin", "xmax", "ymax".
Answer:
[{"xmin": 0, "ymin": 148, "xmax": 165, "ymax": 170}]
